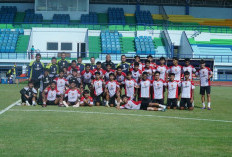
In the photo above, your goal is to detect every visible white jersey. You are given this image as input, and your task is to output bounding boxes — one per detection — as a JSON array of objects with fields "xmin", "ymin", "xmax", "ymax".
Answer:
[
  {"xmin": 196, "ymin": 67, "xmax": 212, "ymax": 87},
  {"xmin": 92, "ymin": 79, "xmax": 104, "ymax": 96},
  {"xmin": 80, "ymin": 96, "xmax": 94, "ymax": 105},
  {"xmin": 151, "ymin": 79, "xmax": 166, "ymax": 99},
  {"xmin": 156, "ymin": 65, "xmax": 168, "ymax": 80},
  {"xmin": 53, "ymin": 77, "xmax": 68, "ymax": 94},
  {"xmin": 130, "ymin": 69, "xmax": 142, "ymax": 83},
  {"xmin": 179, "ymin": 80, "xmax": 195, "ymax": 98},
  {"xmin": 106, "ymin": 80, "xmax": 119, "ymax": 97},
  {"xmin": 167, "ymin": 81, "xmax": 180, "ymax": 99},
  {"xmin": 104, "ymin": 70, "xmax": 115, "ymax": 82},
  {"xmin": 183, "ymin": 65, "xmax": 196, "ymax": 80},
  {"xmin": 143, "ymin": 66, "xmax": 155, "ymax": 80},
  {"xmin": 44, "ymin": 88, "xmax": 60, "ymax": 101},
  {"xmin": 168, "ymin": 65, "xmax": 182, "ymax": 81},
  {"xmin": 116, "ymin": 72, "xmax": 126, "ymax": 84},
  {"xmin": 139, "ymin": 79, "xmax": 151, "ymax": 98},
  {"xmin": 120, "ymin": 100, "xmax": 141, "ymax": 110},
  {"xmin": 81, "ymin": 70, "xmax": 93, "ymax": 84},
  {"xmin": 130, "ymin": 62, "xmax": 144, "ymax": 71},
  {"xmin": 65, "ymin": 88, "xmax": 81, "ymax": 102},
  {"xmin": 124, "ymin": 79, "xmax": 137, "ymax": 99}
]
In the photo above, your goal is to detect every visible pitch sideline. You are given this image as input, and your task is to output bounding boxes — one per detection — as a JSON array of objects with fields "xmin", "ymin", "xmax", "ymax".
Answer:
[
  {"xmin": 8, "ymin": 108, "xmax": 232, "ymax": 123},
  {"xmin": 0, "ymin": 100, "xmax": 21, "ymax": 116}
]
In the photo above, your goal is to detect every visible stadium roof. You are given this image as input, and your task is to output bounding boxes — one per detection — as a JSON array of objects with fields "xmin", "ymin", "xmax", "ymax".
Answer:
[{"xmin": 0, "ymin": 0, "xmax": 231, "ymax": 8}]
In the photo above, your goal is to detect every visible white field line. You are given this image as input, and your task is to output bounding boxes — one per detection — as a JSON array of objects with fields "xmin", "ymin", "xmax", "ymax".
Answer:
[
  {"xmin": 9, "ymin": 109, "xmax": 232, "ymax": 123},
  {"xmin": 0, "ymin": 100, "xmax": 21, "ymax": 115}
]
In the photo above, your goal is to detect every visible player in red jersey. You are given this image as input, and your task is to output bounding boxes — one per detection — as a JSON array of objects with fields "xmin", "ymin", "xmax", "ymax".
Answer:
[
  {"xmin": 196, "ymin": 60, "xmax": 213, "ymax": 110},
  {"xmin": 105, "ymin": 73, "xmax": 120, "ymax": 107},
  {"xmin": 63, "ymin": 81, "xmax": 81, "ymax": 107},
  {"xmin": 91, "ymin": 71, "xmax": 105, "ymax": 106},
  {"xmin": 80, "ymin": 90, "xmax": 94, "ymax": 107},
  {"xmin": 42, "ymin": 81, "xmax": 61, "ymax": 107},
  {"xmin": 179, "ymin": 71, "xmax": 195, "ymax": 110},
  {"xmin": 53, "ymin": 70, "xmax": 69, "ymax": 95}
]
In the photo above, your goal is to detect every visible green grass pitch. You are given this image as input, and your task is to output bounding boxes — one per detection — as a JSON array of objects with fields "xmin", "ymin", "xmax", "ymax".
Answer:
[{"xmin": 0, "ymin": 84, "xmax": 232, "ymax": 157}]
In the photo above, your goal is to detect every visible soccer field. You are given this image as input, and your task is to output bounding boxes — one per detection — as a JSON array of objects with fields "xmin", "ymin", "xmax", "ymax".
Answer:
[{"xmin": 0, "ymin": 84, "xmax": 232, "ymax": 157}]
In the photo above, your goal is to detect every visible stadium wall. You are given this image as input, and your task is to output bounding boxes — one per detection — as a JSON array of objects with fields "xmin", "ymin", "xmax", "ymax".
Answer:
[{"xmin": 0, "ymin": 3, "xmax": 231, "ymax": 19}]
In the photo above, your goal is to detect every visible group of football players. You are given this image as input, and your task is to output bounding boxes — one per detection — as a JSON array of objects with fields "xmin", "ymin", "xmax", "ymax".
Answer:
[{"xmin": 20, "ymin": 53, "xmax": 213, "ymax": 111}]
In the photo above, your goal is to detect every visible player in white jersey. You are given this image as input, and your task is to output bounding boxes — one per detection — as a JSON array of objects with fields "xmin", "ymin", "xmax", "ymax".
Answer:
[
  {"xmin": 143, "ymin": 60, "xmax": 155, "ymax": 80},
  {"xmin": 168, "ymin": 57, "xmax": 183, "ymax": 107},
  {"xmin": 119, "ymin": 95, "xmax": 166, "ymax": 111},
  {"xmin": 138, "ymin": 72, "xmax": 152, "ymax": 110},
  {"xmin": 81, "ymin": 64, "xmax": 93, "ymax": 89},
  {"xmin": 63, "ymin": 81, "xmax": 81, "ymax": 107},
  {"xmin": 124, "ymin": 71, "xmax": 139, "ymax": 100},
  {"xmin": 105, "ymin": 73, "xmax": 120, "ymax": 107},
  {"xmin": 130, "ymin": 55, "xmax": 144, "ymax": 71},
  {"xmin": 156, "ymin": 57, "xmax": 168, "ymax": 81},
  {"xmin": 104, "ymin": 64, "xmax": 115, "ymax": 82},
  {"xmin": 92, "ymin": 62, "xmax": 106, "ymax": 79},
  {"xmin": 115, "ymin": 66, "xmax": 127, "ymax": 95},
  {"xmin": 147, "ymin": 55, "xmax": 157, "ymax": 69},
  {"xmin": 53, "ymin": 70, "xmax": 69, "ymax": 95},
  {"xmin": 151, "ymin": 71, "xmax": 167, "ymax": 105},
  {"xmin": 91, "ymin": 71, "xmax": 105, "ymax": 106},
  {"xmin": 196, "ymin": 60, "xmax": 213, "ymax": 110},
  {"xmin": 182, "ymin": 58, "xmax": 196, "ymax": 81},
  {"xmin": 167, "ymin": 73, "xmax": 180, "ymax": 109},
  {"xmin": 130, "ymin": 62, "xmax": 142, "ymax": 83},
  {"xmin": 42, "ymin": 81, "xmax": 61, "ymax": 107},
  {"xmin": 179, "ymin": 71, "xmax": 195, "ymax": 110},
  {"xmin": 80, "ymin": 90, "xmax": 94, "ymax": 107}
]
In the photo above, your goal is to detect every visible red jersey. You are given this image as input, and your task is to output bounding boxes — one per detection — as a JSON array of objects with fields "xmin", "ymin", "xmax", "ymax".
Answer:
[
  {"xmin": 65, "ymin": 88, "xmax": 81, "ymax": 102},
  {"xmin": 80, "ymin": 96, "xmax": 94, "ymax": 105},
  {"xmin": 44, "ymin": 88, "xmax": 60, "ymax": 101}
]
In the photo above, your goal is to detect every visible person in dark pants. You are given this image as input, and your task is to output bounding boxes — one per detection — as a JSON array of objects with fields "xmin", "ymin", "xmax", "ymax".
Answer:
[
  {"xmin": 20, "ymin": 81, "xmax": 37, "ymax": 106},
  {"xmin": 28, "ymin": 53, "xmax": 44, "ymax": 90}
]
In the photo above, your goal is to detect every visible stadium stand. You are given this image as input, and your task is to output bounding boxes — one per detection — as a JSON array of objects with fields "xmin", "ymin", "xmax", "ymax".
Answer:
[
  {"xmin": 135, "ymin": 36, "xmax": 155, "ymax": 55},
  {"xmin": 108, "ymin": 8, "xmax": 126, "ymax": 25},
  {"xmin": 101, "ymin": 30, "xmax": 122, "ymax": 54},
  {"xmin": 135, "ymin": 10, "xmax": 153, "ymax": 25},
  {"xmin": 0, "ymin": 6, "xmax": 17, "ymax": 24},
  {"xmin": 52, "ymin": 14, "xmax": 70, "ymax": 24},
  {"xmin": 81, "ymin": 12, "xmax": 98, "ymax": 24},
  {"xmin": 24, "ymin": 9, "xmax": 43, "ymax": 24}
]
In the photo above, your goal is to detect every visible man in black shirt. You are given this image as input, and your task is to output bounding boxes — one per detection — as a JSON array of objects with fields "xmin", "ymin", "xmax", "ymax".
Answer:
[
  {"xmin": 20, "ymin": 81, "xmax": 37, "ymax": 106},
  {"xmin": 102, "ymin": 54, "xmax": 115, "ymax": 70}
]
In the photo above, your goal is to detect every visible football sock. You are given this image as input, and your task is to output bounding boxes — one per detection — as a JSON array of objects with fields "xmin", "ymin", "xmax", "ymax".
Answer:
[
  {"xmin": 202, "ymin": 102, "xmax": 205, "ymax": 108},
  {"xmin": 208, "ymin": 102, "xmax": 211, "ymax": 108},
  {"xmin": 106, "ymin": 101, "xmax": 109, "ymax": 106},
  {"xmin": 159, "ymin": 104, "xmax": 166, "ymax": 108},
  {"xmin": 26, "ymin": 101, "xmax": 30, "ymax": 105},
  {"xmin": 158, "ymin": 108, "xmax": 163, "ymax": 111},
  {"xmin": 43, "ymin": 102, "xmax": 46, "ymax": 105},
  {"xmin": 177, "ymin": 101, "xmax": 180, "ymax": 107},
  {"xmin": 32, "ymin": 101, "xmax": 35, "ymax": 105}
]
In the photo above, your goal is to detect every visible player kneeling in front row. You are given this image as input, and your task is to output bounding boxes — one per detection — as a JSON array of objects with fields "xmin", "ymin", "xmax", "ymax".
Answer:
[
  {"xmin": 119, "ymin": 95, "xmax": 166, "ymax": 111},
  {"xmin": 20, "ymin": 81, "xmax": 37, "ymax": 106},
  {"xmin": 179, "ymin": 71, "xmax": 195, "ymax": 110},
  {"xmin": 63, "ymin": 81, "xmax": 81, "ymax": 107},
  {"xmin": 42, "ymin": 81, "xmax": 62, "ymax": 107},
  {"xmin": 80, "ymin": 90, "xmax": 94, "ymax": 107}
]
